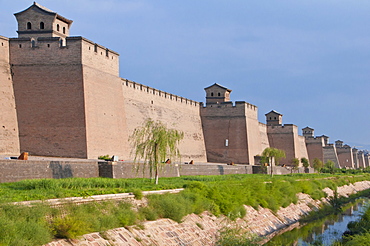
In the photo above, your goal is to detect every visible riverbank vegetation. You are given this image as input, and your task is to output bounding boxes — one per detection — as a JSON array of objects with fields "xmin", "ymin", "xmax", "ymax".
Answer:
[{"xmin": 0, "ymin": 173, "xmax": 370, "ymax": 245}]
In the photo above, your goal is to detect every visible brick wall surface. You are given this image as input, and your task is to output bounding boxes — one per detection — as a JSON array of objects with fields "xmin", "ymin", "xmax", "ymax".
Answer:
[
  {"xmin": 337, "ymin": 147, "xmax": 354, "ymax": 168},
  {"xmin": 122, "ymin": 80, "xmax": 206, "ymax": 162},
  {"xmin": 82, "ymin": 66, "xmax": 129, "ymax": 159},
  {"xmin": 0, "ymin": 36, "xmax": 20, "ymax": 155},
  {"xmin": 0, "ymin": 159, "xmax": 312, "ymax": 183},
  {"xmin": 323, "ymin": 145, "xmax": 340, "ymax": 168},
  {"xmin": 305, "ymin": 137, "xmax": 325, "ymax": 163},
  {"xmin": 0, "ymin": 160, "xmax": 99, "ymax": 183}
]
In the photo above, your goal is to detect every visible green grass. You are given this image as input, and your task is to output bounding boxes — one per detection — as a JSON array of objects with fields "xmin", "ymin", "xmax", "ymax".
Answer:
[
  {"xmin": 0, "ymin": 173, "xmax": 369, "ymax": 244},
  {"xmin": 0, "ymin": 173, "xmax": 369, "ymax": 203}
]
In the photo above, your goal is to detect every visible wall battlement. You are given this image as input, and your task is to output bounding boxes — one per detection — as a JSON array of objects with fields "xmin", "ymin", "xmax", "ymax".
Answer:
[
  {"xmin": 123, "ymin": 79, "xmax": 199, "ymax": 108},
  {"xmin": 9, "ymin": 36, "xmax": 119, "ymax": 76},
  {"xmin": 203, "ymin": 100, "xmax": 257, "ymax": 110}
]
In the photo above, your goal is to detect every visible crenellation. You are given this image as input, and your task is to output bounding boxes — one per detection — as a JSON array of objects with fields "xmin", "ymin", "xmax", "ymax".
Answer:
[{"xmin": 122, "ymin": 78, "xmax": 199, "ymax": 108}]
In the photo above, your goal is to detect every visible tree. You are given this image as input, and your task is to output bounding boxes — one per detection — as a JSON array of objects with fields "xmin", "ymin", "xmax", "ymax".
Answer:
[
  {"xmin": 301, "ymin": 157, "xmax": 310, "ymax": 168},
  {"xmin": 292, "ymin": 158, "xmax": 299, "ymax": 174},
  {"xmin": 261, "ymin": 147, "xmax": 286, "ymax": 177},
  {"xmin": 324, "ymin": 160, "xmax": 335, "ymax": 174},
  {"xmin": 130, "ymin": 119, "xmax": 184, "ymax": 184},
  {"xmin": 312, "ymin": 158, "xmax": 323, "ymax": 173}
]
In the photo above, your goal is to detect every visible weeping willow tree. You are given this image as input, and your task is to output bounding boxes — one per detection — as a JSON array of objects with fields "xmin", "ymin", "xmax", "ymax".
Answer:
[
  {"xmin": 130, "ymin": 119, "xmax": 184, "ymax": 184},
  {"xmin": 261, "ymin": 147, "xmax": 286, "ymax": 177}
]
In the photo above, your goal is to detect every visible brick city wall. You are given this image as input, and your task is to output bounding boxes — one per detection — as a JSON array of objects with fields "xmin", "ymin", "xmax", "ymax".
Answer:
[
  {"xmin": 122, "ymin": 79, "xmax": 207, "ymax": 162},
  {"xmin": 267, "ymin": 124, "xmax": 309, "ymax": 166},
  {"xmin": 0, "ymin": 160, "xmax": 99, "ymax": 183},
  {"xmin": 305, "ymin": 137, "xmax": 325, "ymax": 163},
  {"xmin": 82, "ymin": 62, "xmax": 129, "ymax": 159},
  {"xmin": 200, "ymin": 101, "xmax": 261, "ymax": 164},
  {"xmin": 0, "ymin": 36, "xmax": 20, "ymax": 155},
  {"xmin": 323, "ymin": 145, "xmax": 340, "ymax": 168},
  {"xmin": 337, "ymin": 147, "xmax": 354, "ymax": 168},
  {"xmin": 0, "ymin": 160, "xmax": 313, "ymax": 183}
]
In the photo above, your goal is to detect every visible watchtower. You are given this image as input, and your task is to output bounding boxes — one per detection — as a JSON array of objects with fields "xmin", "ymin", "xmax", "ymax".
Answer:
[
  {"xmin": 265, "ymin": 110, "xmax": 282, "ymax": 126},
  {"xmin": 204, "ymin": 83, "xmax": 231, "ymax": 104},
  {"xmin": 14, "ymin": 2, "xmax": 72, "ymax": 44},
  {"xmin": 302, "ymin": 126, "xmax": 314, "ymax": 138}
]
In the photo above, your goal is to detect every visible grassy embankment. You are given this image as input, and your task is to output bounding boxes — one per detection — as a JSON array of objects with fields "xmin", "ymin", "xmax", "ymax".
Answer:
[{"xmin": 0, "ymin": 173, "xmax": 369, "ymax": 245}]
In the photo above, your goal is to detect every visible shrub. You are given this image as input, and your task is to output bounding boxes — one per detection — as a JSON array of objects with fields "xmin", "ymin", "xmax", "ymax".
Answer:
[
  {"xmin": 52, "ymin": 215, "xmax": 91, "ymax": 239},
  {"xmin": 132, "ymin": 189, "xmax": 143, "ymax": 200},
  {"xmin": 98, "ymin": 155, "xmax": 111, "ymax": 161},
  {"xmin": 216, "ymin": 226, "xmax": 259, "ymax": 246}
]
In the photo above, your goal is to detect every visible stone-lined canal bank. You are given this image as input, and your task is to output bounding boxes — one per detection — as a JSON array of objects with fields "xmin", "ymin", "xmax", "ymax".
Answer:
[{"xmin": 44, "ymin": 181, "xmax": 370, "ymax": 246}]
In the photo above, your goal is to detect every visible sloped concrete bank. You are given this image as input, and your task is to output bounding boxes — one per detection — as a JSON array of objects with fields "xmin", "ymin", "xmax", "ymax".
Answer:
[{"xmin": 44, "ymin": 181, "xmax": 370, "ymax": 246}]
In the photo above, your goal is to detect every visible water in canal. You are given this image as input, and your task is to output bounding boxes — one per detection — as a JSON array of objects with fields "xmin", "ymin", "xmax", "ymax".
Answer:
[{"xmin": 265, "ymin": 199, "xmax": 368, "ymax": 246}]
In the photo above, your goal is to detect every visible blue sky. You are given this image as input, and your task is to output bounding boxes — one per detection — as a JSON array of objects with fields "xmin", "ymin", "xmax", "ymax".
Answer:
[{"xmin": 1, "ymin": 1, "xmax": 369, "ymax": 150}]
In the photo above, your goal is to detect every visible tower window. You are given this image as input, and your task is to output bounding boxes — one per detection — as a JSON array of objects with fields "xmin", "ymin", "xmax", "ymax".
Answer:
[
  {"xmin": 27, "ymin": 22, "xmax": 32, "ymax": 29},
  {"xmin": 57, "ymin": 24, "xmax": 60, "ymax": 31},
  {"xmin": 218, "ymin": 92, "xmax": 221, "ymax": 96},
  {"xmin": 211, "ymin": 92, "xmax": 214, "ymax": 96},
  {"xmin": 40, "ymin": 22, "xmax": 45, "ymax": 29},
  {"xmin": 63, "ymin": 27, "xmax": 66, "ymax": 34}
]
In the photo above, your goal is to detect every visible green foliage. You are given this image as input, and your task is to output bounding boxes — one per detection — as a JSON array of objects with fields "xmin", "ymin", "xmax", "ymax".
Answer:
[
  {"xmin": 132, "ymin": 189, "xmax": 143, "ymax": 200},
  {"xmin": 261, "ymin": 147, "xmax": 286, "ymax": 177},
  {"xmin": 130, "ymin": 118, "xmax": 184, "ymax": 184},
  {"xmin": 216, "ymin": 226, "xmax": 259, "ymax": 246},
  {"xmin": 262, "ymin": 147, "xmax": 286, "ymax": 166},
  {"xmin": 146, "ymin": 193, "xmax": 192, "ymax": 223},
  {"xmin": 301, "ymin": 157, "xmax": 310, "ymax": 168},
  {"xmin": 313, "ymin": 158, "xmax": 323, "ymax": 173},
  {"xmin": 291, "ymin": 158, "xmax": 300, "ymax": 174},
  {"xmin": 98, "ymin": 155, "xmax": 111, "ymax": 161},
  {"xmin": 52, "ymin": 215, "xmax": 91, "ymax": 239},
  {"xmin": 1, "ymin": 174, "xmax": 370, "ymax": 244},
  {"xmin": 138, "ymin": 206, "xmax": 159, "ymax": 221},
  {"xmin": 322, "ymin": 160, "xmax": 335, "ymax": 174},
  {"xmin": 0, "ymin": 204, "xmax": 52, "ymax": 245}
]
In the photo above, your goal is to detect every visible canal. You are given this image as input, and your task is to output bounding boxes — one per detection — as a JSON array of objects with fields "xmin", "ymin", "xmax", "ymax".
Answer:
[{"xmin": 265, "ymin": 199, "xmax": 368, "ymax": 246}]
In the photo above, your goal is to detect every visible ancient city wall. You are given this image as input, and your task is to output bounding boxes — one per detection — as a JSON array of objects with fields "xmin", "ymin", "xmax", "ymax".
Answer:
[
  {"xmin": 259, "ymin": 122, "xmax": 270, "ymax": 152},
  {"xmin": 0, "ymin": 160, "xmax": 99, "ymax": 183},
  {"xmin": 0, "ymin": 36, "xmax": 20, "ymax": 155},
  {"xmin": 297, "ymin": 135, "xmax": 309, "ymax": 164},
  {"xmin": 267, "ymin": 124, "xmax": 297, "ymax": 165},
  {"xmin": 323, "ymin": 144, "xmax": 340, "ymax": 168},
  {"xmin": 267, "ymin": 124, "xmax": 309, "ymax": 165},
  {"xmin": 305, "ymin": 137, "xmax": 325, "ymax": 163},
  {"xmin": 245, "ymin": 103, "xmax": 264, "ymax": 164},
  {"xmin": 200, "ymin": 102, "xmax": 249, "ymax": 164},
  {"xmin": 337, "ymin": 147, "xmax": 354, "ymax": 168},
  {"xmin": 122, "ymin": 79, "xmax": 206, "ymax": 162},
  {"xmin": 10, "ymin": 38, "xmax": 88, "ymax": 158},
  {"xmin": 80, "ymin": 37, "xmax": 119, "ymax": 77},
  {"xmin": 81, "ymin": 38, "xmax": 129, "ymax": 159},
  {"xmin": 358, "ymin": 152, "xmax": 366, "ymax": 168}
]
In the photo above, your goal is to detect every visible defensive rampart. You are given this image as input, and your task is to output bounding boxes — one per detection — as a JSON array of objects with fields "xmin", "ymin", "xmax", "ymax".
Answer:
[
  {"xmin": 122, "ymin": 79, "xmax": 206, "ymax": 162},
  {"xmin": 0, "ymin": 159, "xmax": 312, "ymax": 183},
  {"xmin": 0, "ymin": 36, "xmax": 20, "ymax": 155}
]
